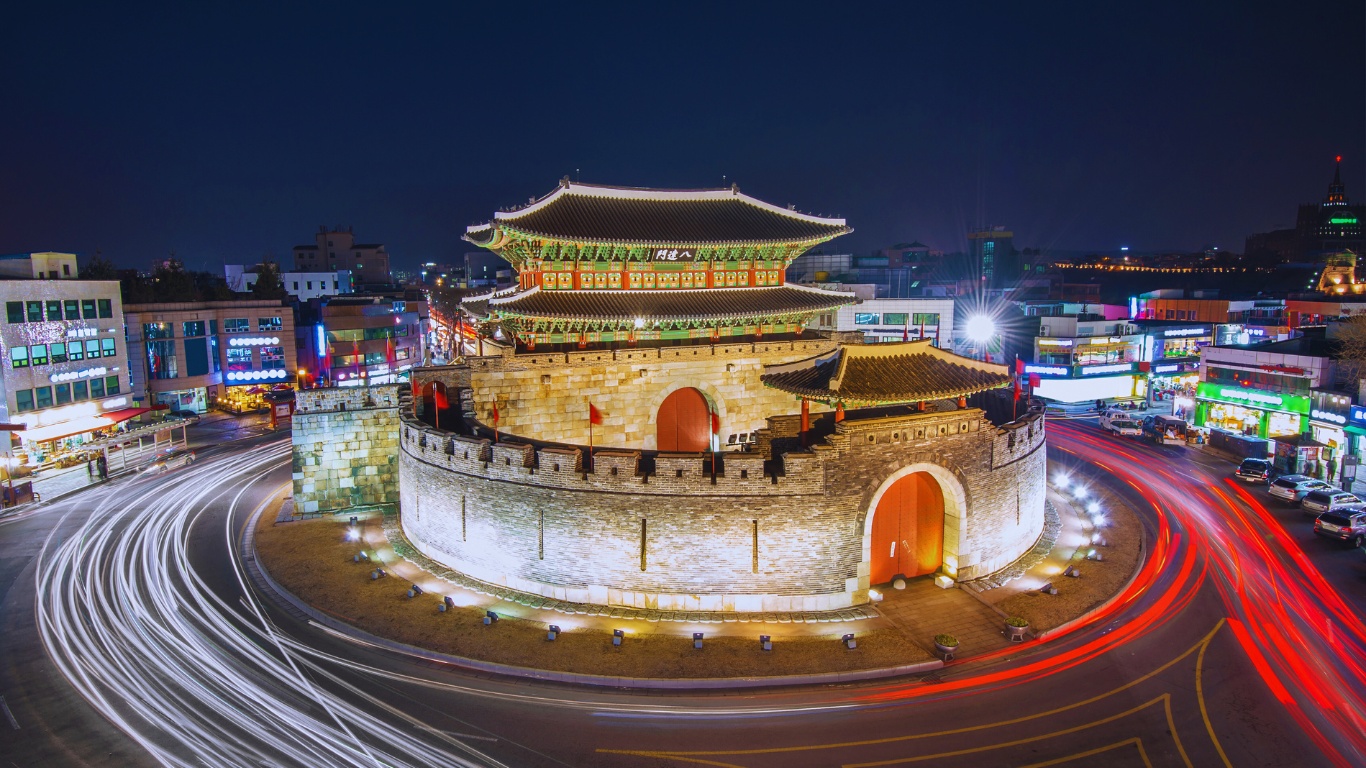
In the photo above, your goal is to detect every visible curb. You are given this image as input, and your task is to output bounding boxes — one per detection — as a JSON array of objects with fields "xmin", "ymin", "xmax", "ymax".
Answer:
[
  {"xmin": 1035, "ymin": 530, "xmax": 1147, "ymax": 641},
  {"xmin": 243, "ymin": 503, "xmax": 945, "ymax": 690}
]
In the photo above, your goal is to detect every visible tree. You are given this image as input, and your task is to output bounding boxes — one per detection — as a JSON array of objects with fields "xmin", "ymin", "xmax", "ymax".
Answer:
[
  {"xmin": 250, "ymin": 261, "xmax": 288, "ymax": 300},
  {"xmin": 1332, "ymin": 315, "xmax": 1366, "ymax": 386},
  {"xmin": 82, "ymin": 252, "xmax": 120, "ymax": 280}
]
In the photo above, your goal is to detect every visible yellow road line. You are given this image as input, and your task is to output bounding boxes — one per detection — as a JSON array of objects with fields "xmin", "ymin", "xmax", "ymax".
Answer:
[
  {"xmin": 1018, "ymin": 738, "xmax": 1152, "ymax": 768},
  {"xmin": 1196, "ymin": 623, "xmax": 1234, "ymax": 767},
  {"xmin": 598, "ymin": 619, "xmax": 1226, "ymax": 761}
]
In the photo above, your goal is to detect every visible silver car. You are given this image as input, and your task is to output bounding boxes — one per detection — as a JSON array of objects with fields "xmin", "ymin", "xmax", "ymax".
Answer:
[
  {"xmin": 141, "ymin": 447, "xmax": 197, "ymax": 475},
  {"xmin": 1300, "ymin": 489, "xmax": 1361, "ymax": 515},
  {"xmin": 1268, "ymin": 475, "xmax": 1331, "ymax": 503}
]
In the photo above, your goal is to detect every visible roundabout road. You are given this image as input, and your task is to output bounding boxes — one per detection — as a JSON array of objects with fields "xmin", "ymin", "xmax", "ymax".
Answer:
[{"xmin": 0, "ymin": 420, "xmax": 1361, "ymax": 767}]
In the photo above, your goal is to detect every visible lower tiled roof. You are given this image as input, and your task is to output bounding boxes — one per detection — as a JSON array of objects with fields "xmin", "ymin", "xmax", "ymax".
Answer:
[
  {"xmin": 761, "ymin": 340, "xmax": 1011, "ymax": 403},
  {"xmin": 487, "ymin": 285, "xmax": 853, "ymax": 322}
]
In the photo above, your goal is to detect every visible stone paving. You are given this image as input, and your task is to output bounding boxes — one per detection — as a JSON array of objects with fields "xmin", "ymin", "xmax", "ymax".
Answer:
[{"xmin": 874, "ymin": 577, "xmax": 1014, "ymax": 656}]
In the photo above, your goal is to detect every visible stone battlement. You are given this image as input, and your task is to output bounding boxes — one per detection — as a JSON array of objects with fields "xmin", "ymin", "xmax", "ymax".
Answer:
[{"xmin": 296, "ymin": 384, "xmax": 403, "ymax": 414}]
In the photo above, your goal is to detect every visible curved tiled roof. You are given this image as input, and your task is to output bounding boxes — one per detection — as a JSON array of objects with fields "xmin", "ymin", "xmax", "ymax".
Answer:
[
  {"xmin": 761, "ymin": 340, "xmax": 1011, "ymax": 404},
  {"xmin": 465, "ymin": 181, "xmax": 851, "ymax": 246},
  {"xmin": 488, "ymin": 285, "xmax": 853, "ymax": 322}
]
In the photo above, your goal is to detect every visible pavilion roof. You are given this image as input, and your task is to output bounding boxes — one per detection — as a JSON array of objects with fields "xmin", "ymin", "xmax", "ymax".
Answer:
[
  {"xmin": 760, "ymin": 340, "xmax": 1012, "ymax": 404},
  {"xmin": 487, "ymin": 285, "xmax": 853, "ymax": 323},
  {"xmin": 465, "ymin": 180, "xmax": 851, "ymax": 247}
]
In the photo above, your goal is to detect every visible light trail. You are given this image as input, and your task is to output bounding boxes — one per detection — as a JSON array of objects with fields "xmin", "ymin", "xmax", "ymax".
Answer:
[{"xmin": 34, "ymin": 440, "xmax": 504, "ymax": 768}]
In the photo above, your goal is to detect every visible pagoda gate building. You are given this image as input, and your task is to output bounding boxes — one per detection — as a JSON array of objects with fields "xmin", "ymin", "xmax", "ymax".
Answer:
[{"xmin": 377, "ymin": 181, "xmax": 1047, "ymax": 615}]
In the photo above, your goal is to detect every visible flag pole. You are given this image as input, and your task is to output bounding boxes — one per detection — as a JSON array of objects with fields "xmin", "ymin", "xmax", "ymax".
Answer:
[{"xmin": 588, "ymin": 400, "xmax": 594, "ymax": 473}]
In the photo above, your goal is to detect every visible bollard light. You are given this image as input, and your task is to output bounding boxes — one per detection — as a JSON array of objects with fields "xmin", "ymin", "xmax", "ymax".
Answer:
[
  {"xmin": 612, "ymin": 628, "xmax": 625, "ymax": 647},
  {"xmin": 760, "ymin": 634, "xmax": 772, "ymax": 652},
  {"xmin": 483, "ymin": 610, "xmax": 499, "ymax": 626},
  {"xmin": 693, "ymin": 632, "xmax": 704, "ymax": 650},
  {"xmin": 443, "ymin": 596, "xmax": 455, "ymax": 612},
  {"xmin": 547, "ymin": 624, "xmax": 560, "ymax": 641},
  {"xmin": 407, "ymin": 584, "xmax": 424, "ymax": 598},
  {"xmin": 842, "ymin": 633, "xmax": 857, "ymax": 649},
  {"xmin": 349, "ymin": 516, "xmax": 359, "ymax": 526}
]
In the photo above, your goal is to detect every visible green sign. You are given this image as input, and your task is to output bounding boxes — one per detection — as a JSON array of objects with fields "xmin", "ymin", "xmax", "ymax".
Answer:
[
  {"xmin": 1196, "ymin": 381, "xmax": 1310, "ymax": 414},
  {"xmin": 1330, "ymin": 216, "xmax": 1358, "ymax": 225}
]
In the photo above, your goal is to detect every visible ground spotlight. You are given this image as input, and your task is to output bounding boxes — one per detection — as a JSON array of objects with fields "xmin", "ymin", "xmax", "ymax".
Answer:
[
  {"xmin": 406, "ymin": 584, "xmax": 424, "ymax": 598},
  {"xmin": 760, "ymin": 634, "xmax": 772, "ymax": 651},
  {"xmin": 1086, "ymin": 502, "xmax": 1100, "ymax": 514},
  {"xmin": 1053, "ymin": 473, "xmax": 1070, "ymax": 489},
  {"xmin": 547, "ymin": 624, "xmax": 560, "ymax": 641},
  {"xmin": 693, "ymin": 632, "xmax": 704, "ymax": 650},
  {"xmin": 345, "ymin": 529, "xmax": 360, "ymax": 542},
  {"xmin": 1072, "ymin": 486, "xmax": 1088, "ymax": 500},
  {"xmin": 441, "ymin": 595, "xmax": 455, "ymax": 612},
  {"xmin": 612, "ymin": 628, "xmax": 625, "ymax": 647},
  {"xmin": 483, "ymin": 610, "xmax": 499, "ymax": 626},
  {"xmin": 842, "ymin": 633, "xmax": 857, "ymax": 649}
]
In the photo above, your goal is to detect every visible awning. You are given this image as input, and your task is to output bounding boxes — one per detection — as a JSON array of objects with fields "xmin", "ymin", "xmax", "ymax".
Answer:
[
  {"xmin": 17, "ymin": 415, "xmax": 115, "ymax": 444},
  {"xmin": 1345, "ymin": 425, "xmax": 1366, "ymax": 436},
  {"xmin": 102, "ymin": 407, "xmax": 152, "ymax": 423}
]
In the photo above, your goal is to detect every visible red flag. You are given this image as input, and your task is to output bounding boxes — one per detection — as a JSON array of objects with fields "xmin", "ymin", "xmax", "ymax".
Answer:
[
  {"xmin": 1015, "ymin": 359, "xmax": 1025, "ymax": 375},
  {"xmin": 433, "ymin": 386, "xmax": 449, "ymax": 410},
  {"xmin": 711, "ymin": 412, "xmax": 720, "ymax": 434},
  {"xmin": 1013, "ymin": 379, "xmax": 1021, "ymax": 401},
  {"xmin": 1028, "ymin": 373, "xmax": 1041, "ymax": 388},
  {"xmin": 491, "ymin": 401, "xmax": 499, "ymax": 424},
  {"xmin": 589, "ymin": 403, "xmax": 603, "ymax": 425}
]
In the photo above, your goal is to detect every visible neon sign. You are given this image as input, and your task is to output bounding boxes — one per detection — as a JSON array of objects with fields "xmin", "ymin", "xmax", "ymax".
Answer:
[
  {"xmin": 1311, "ymin": 408, "xmax": 1346, "ymax": 425},
  {"xmin": 1024, "ymin": 364, "xmax": 1068, "ymax": 376},
  {"xmin": 1163, "ymin": 328, "xmax": 1208, "ymax": 337},
  {"xmin": 228, "ymin": 336, "xmax": 281, "ymax": 347},
  {"xmin": 1080, "ymin": 363, "xmax": 1133, "ymax": 376}
]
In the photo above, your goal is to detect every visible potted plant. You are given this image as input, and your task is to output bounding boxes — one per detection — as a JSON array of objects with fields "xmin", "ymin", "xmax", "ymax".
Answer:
[
  {"xmin": 934, "ymin": 633, "xmax": 959, "ymax": 656},
  {"xmin": 1005, "ymin": 616, "xmax": 1030, "ymax": 642}
]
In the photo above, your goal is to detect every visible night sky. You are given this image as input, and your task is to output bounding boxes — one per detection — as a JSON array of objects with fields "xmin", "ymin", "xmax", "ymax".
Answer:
[{"xmin": 3, "ymin": 3, "xmax": 1363, "ymax": 271}]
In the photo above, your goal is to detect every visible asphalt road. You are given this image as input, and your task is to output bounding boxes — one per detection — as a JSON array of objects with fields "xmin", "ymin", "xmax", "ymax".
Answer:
[{"xmin": 0, "ymin": 417, "xmax": 1361, "ymax": 767}]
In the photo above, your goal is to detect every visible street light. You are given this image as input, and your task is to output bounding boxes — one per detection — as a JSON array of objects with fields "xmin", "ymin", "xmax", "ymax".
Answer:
[{"xmin": 965, "ymin": 315, "xmax": 996, "ymax": 343}]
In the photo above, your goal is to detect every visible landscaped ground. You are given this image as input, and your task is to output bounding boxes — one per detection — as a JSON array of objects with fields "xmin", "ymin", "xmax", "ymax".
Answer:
[{"xmin": 254, "ymin": 512, "xmax": 935, "ymax": 678}]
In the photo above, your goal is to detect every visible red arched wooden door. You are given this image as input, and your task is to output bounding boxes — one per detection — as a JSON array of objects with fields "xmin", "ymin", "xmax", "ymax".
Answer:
[
  {"xmin": 657, "ymin": 388, "xmax": 711, "ymax": 452},
  {"xmin": 869, "ymin": 472, "xmax": 945, "ymax": 584}
]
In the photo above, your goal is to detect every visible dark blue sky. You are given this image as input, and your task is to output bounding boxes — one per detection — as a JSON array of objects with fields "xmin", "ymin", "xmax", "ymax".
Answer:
[{"xmin": 3, "ymin": 3, "xmax": 1362, "ymax": 271}]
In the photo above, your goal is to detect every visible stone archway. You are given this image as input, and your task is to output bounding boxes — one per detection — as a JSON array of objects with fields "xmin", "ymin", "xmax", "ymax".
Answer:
[
  {"xmin": 861, "ymin": 463, "xmax": 968, "ymax": 590},
  {"xmin": 657, "ymin": 387, "xmax": 711, "ymax": 452},
  {"xmin": 868, "ymin": 472, "xmax": 944, "ymax": 584},
  {"xmin": 420, "ymin": 381, "xmax": 449, "ymax": 430}
]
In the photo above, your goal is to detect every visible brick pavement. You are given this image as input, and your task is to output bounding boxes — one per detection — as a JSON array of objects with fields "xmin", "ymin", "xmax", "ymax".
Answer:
[{"xmin": 874, "ymin": 577, "xmax": 1011, "ymax": 656}]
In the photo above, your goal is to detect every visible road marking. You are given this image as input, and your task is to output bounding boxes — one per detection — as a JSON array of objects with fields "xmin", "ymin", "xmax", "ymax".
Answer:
[
  {"xmin": 599, "ymin": 620, "xmax": 1227, "ymax": 763},
  {"xmin": 0, "ymin": 695, "xmax": 19, "ymax": 729},
  {"xmin": 1196, "ymin": 623, "xmax": 1234, "ymax": 767},
  {"xmin": 1018, "ymin": 738, "xmax": 1152, "ymax": 768}
]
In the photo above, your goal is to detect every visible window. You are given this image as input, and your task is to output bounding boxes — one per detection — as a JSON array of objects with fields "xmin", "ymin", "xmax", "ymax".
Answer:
[
  {"xmin": 55, "ymin": 383, "xmax": 71, "ymax": 406},
  {"xmin": 396, "ymin": 347, "xmax": 410, "ymax": 360},
  {"xmin": 64, "ymin": 300, "xmax": 79, "ymax": 320},
  {"xmin": 50, "ymin": 343, "xmax": 67, "ymax": 364},
  {"xmin": 883, "ymin": 312, "xmax": 909, "ymax": 326},
  {"xmin": 105, "ymin": 375, "xmax": 120, "ymax": 395},
  {"xmin": 9, "ymin": 346, "xmax": 27, "ymax": 368},
  {"xmin": 100, "ymin": 337, "xmax": 116, "ymax": 357},
  {"xmin": 29, "ymin": 344, "xmax": 47, "ymax": 366},
  {"xmin": 224, "ymin": 318, "xmax": 249, "ymax": 333},
  {"xmin": 183, "ymin": 321, "xmax": 205, "ymax": 337},
  {"xmin": 226, "ymin": 348, "xmax": 252, "ymax": 372},
  {"xmin": 35, "ymin": 387, "xmax": 52, "ymax": 409},
  {"xmin": 209, "ymin": 322, "xmax": 220, "ymax": 373},
  {"xmin": 6, "ymin": 302, "xmax": 22, "ymax": 324},
  {"xmin": 261, "ymin": 346, "xmax": 285, "ymax": 370},
  {"xmin": 912, "ymin": 313, "xmax": 940, "ymax": 327},
  {"xmin": 27, "ymin": 302, "xmax": 43, "ymax": 323},
  {"xmin": 81, "ymin": 299, "xmax": 96, "ymax": 319},
  {"xmin": 148, "ymin": 340, "xmax": 178, "ymax": 379},
  {"xmin": 85, "ymin": 339, "xmax": 100, "ymax": 359},
  {"xmin": 258, "ymin": 316, "xmax": 282, "ymax": 332},
  {"xmin": 90, "ymin": 378, "xmax": 105, "ymax": 398},
  {"xmin": 144, "ymin": 322, "xmax": 174, "ymax": 340},
  {"xmin": 854, "ymin": 313, "xmax": 880, "ymax": 325},
  {"xmin": 66, "ymin": 341, "xmax": 82, "ymax": 361},
  {"xmin": 46, "ymin": 301, "xmax": 62, "ymax": 321},
  {"xmin": 293, "ymin": 282, "xmax": 299, "ymax": 290},
  {"xmin": 98, "ymin": 299, "xmax": 113, "ymax": 318},
  {"xmin": 15, "ymin": 390, "xmax": 33, "ymax": 412},
  {"xmin": 62, "ymin": 264, "xmax": 70, "ymax": 276},
  {"xmin": 73, "ymin": 381, "xmax": 87, "ymax": 401}
]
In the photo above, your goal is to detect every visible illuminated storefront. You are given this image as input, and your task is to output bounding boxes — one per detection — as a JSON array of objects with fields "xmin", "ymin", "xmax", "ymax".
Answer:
[
  {"xmin": 1308, "ymin": 392, "xmax": 1351, "ymax": 460},
  {"xmin": 1027, "ymin": 362, "xmax": 1143, "ymax": 404},
  {"xmin": 1194, "ymin": 382, "xmax": 1309, "ymax": 439}
]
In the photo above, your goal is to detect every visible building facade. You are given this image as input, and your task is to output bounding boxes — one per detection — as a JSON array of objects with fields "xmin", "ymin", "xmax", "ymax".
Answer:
[
  {"xmin": 0, "ymin": 252, "xmax": 81, "ymax": 280},
  {"xmin": 292, "ymin": 227, "xmax": 391, "ymax": 286},
  {"xmin": 1026, "ymin": 315, "xmax": 1145, "ymax": 403},
  {"xmin": 808, "ymin": 291, "xmax": 954, "ymax": 346},
  {"xmin": 303, "ymin": 297, "xmax": 428, "ymax": 388},
  {"xmin": 123, "ymin": 300, "xmax": 297, "ymax": 412}
]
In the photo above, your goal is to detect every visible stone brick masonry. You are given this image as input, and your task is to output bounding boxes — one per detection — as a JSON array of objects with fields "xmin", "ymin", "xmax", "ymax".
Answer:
[{"xmin": 292, "ymin": 385, "xmax": 401, "ymax": 514}]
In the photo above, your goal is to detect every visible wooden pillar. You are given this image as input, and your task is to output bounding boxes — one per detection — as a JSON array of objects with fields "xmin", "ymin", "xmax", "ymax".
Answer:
[
  {"xmin": 800, "ymin": 398, "xmax": 810, "ymax": 446},
  {"xmin": 956, "ymin": 396, "xmax": 967, "ymax": 409},
  {"xmin": 917, "ymin": 401, "xmax": 927, "ymax": 411},
  {"xmin": 835, "ymin": 402, "xmax": 845, "ymax": 423}
]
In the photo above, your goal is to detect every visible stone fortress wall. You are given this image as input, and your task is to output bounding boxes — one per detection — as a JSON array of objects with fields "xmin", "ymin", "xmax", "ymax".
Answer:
[
  {"xmin": 397, "ymin": 389, "xmax": 1047, "ymax": 612},
  {"xmin": 410, "ymin": 339, "xmax": 839, "ymax": 450},
  {"xmin": 292, "ymin": 385, "xmax": 402, "ymax": 514}
]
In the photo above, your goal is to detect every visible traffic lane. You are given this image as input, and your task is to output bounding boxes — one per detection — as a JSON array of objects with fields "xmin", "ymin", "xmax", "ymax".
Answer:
[{"xmin": 0, "ymin": 492, "xmax": 160, "ymax": 768}]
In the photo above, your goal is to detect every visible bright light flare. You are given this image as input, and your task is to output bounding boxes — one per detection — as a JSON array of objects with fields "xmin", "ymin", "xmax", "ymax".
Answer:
[{"xmin": 965, "ymin": 315, "xmax": 996, "ymax": 343}]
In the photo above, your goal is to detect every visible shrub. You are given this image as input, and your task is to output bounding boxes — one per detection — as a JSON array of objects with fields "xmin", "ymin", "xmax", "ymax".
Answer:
[
  {"xmin": 934, "ymin": 634, "xmax": 959, "ymax": 646},
  {"xmin": 1005, "ymin": 616, "xmax": 1029, "ymax": 627}
]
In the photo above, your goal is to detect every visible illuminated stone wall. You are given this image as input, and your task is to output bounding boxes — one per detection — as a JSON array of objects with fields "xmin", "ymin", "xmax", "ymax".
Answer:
[
  {"xmin": 292, "ymin": 384, "xmax": 401, "ymax": 514},
  {"xmin": 398, "ymin": 405, "xmax": 1046, "ymax": 611},
  {"xmin": 411, "ymin": 339, "xmax": 838, "ymax": 451}
]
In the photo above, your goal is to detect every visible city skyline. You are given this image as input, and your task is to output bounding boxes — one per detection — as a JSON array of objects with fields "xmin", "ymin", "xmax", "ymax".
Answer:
[{"xmin": 3, "ymin": 3, "xmax": 1363, "ymax": 271}]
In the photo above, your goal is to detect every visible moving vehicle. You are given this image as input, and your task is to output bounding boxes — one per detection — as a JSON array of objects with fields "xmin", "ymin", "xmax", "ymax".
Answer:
[
  {"xmin": 1234, "ymin": 458, "xmax": 1272, "ymax": 484},
  {"xmin": 141, "ymin": 447, "xmax": 196, "ymax": 475},
  {"xmin": 1313, "ymin": 505, "xmax": 1366, "ymax": 547},
  {"xmin": 1099, "ymin": 409, "xmax": 1143, "ymax": 437},
  {"xmin": 1300, "ymin": 489, "xmax": 1361, "ymax": 515},
  {"xmin": 1268, "ymin": 474, "xmax": 1331, "ymax": 504},
  {"xmin": 1144, "ymin": 415, "xmax": 1188, "ymax": 445}
]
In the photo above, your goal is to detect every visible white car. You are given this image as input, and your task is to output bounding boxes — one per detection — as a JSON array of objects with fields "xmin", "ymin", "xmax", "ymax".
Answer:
[{"xmin": 1099, "ymin": 410, "xmax": 1143, "ymax": 437}]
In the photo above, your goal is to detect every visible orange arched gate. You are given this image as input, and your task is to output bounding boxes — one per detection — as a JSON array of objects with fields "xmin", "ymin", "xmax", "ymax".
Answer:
[
  {"xmin": 657, "ymin": 388, "xmax": 711, "ymax": 452},
  {"xmin": 869, "ymin": 472, "xmax": 945, "ymax": 584}
]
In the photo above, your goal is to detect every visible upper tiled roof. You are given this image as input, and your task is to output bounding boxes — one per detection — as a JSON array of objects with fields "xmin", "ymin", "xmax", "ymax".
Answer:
[
  {"xmin": 487, "ymin": 285, "xmax": 853, "ymax": 322},
  {"xmin": 761, "ymin": 340, "xmax": 1011, "ymax": 404},
  {"xmin": 465, "ymin": 181, "xmax": 851, "ymax": 246}
]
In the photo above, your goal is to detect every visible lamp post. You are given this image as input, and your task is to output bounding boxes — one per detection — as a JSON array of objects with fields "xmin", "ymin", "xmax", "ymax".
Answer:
[{"xmin": 965, "ymin": 315, "xmax": 997, "ymax": 362}]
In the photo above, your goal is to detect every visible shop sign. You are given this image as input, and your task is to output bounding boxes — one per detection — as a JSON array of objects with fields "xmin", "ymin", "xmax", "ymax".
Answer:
[
  {"xmin": 66, "ymin": 327, "xmax": 98, "ymax": 339},
  {"xmin": 49, "ymin": 366, "xmax": 109, "ymax": 383},
  {"xmin": 1163, "ymin": 327, "xmax": 1208, "ymax": 337},
  {"xmin": 1260, "ymin": 364, "xmax": 1306, "ymax": 375},
  {"xmin": 1038, "ymin": 339, "xmax": 1073, "ymax": 347},
  {"xmin": 1196, "ymin": 382, "xmax": 1310, "ymax": 414},
  {"xmin": 1079, "ymin": 363, "xmax": 1134, "ymax": 376},
  {"xmin": 1152, "ymin": 364, "xmax": 1181, "ymax": 374},
  {"xmin": 1350, "ymin": 405, "xmax": 1366, "ymax": 426},
  {"xmin": 225, "ymin": 369, "xmax": 288, "ymax": 382},
  {"xmin": 1024, "ymin": 364, "xmax": 1068, "ymax": 377},
  {"xmin": 228, "ymin": 336, "xmax": 281, "ymax": 347},
  {"xmin": 1086, "ymin": 337, "xmax": 1124, "ymax": 344},
  {"xmin": 1311, "ymin": 408, "xmax": 1347, "ymax": 425}
]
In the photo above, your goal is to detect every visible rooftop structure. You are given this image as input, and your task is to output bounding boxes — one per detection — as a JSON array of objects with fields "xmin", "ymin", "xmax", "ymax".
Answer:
[{"xmin": 762, "ymin": 340, "xmax": 1010, "ymax": 406}]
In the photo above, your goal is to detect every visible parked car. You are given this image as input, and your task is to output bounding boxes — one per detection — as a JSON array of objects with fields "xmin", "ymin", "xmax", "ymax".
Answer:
[
  {"xmin": 167, "ymin": 409, "xmax": 201, "ymax": 425},
  {"xmin": 1268, "ymin": 474, "xmax": 1332, "ymax": 503},
  {"xmin": 1144, "ymin": 415, "xmax": 1188, "ymax": 446},
  {"xmin": 141, "ymin": 447, "xmax": 196, "ymax": 475},
  {"xmin": 1234, "ymin": 458, "xmax": 1272, "ymax": 484},
  {"xmin": 1313, "ymin": 504, "xmax": 1366, "ymax": 547},
  {"xmin": 1099, "ymin": 409, "xmax": 1143, "ymax": 437},
  {"xmin": 1300, "ymin": 489, "xmax": 1361, "ymax": 515}
]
